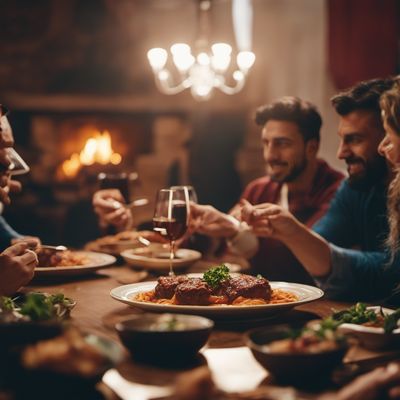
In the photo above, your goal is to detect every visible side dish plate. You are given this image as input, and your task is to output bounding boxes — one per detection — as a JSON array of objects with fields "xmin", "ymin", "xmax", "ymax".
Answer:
[
  {"xmin": 337, "ymin": 306, "xmax": 400, "ymax": 350},
  {"xmin": 120, "ymin": 247, "xmax": 201, "ymax": 272},
  {"xmin": 35, "ymin": 251, "xmax": 116, "ymax": 277}
]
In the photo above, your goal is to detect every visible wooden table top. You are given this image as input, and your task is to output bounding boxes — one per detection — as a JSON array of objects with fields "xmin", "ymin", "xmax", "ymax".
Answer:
[{"xmin": 23, "ymin": 265, "xmax": 400, "ymax": 399}]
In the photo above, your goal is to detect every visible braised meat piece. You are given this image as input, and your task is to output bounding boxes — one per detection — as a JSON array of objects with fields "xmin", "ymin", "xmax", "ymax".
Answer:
[
  {"xmin": 175, "ymin": 278, "xmax": 212, "ymax": 305},
  {"xmin": 224, "ymin": 275, "xmax": 271, "ymax": 301},
  {"xmin": 154, "ymin": 276, "xmax": 188, "ymax": 299},
  {"xmin": 36, "ymin": 248, "xmax": 63, "ymax": 268}
]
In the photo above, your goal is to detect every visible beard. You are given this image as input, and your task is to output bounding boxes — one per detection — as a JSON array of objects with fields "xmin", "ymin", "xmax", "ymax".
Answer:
[
  {"xmin": 346, "ymin": 155, "xmax": 387, "ymax": 190},
  {"xmin": 268, "ymin": 157, "xmax": 307, "ymax": 183}
]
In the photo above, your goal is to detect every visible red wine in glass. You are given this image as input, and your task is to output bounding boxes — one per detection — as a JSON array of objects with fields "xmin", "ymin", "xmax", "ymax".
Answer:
[
  {"xmin": 98, "ymin": 172, "xmax": 138, "ymax": 203},
  {"xmin": 153, "ymin": 189, "xmax": 189, "ymax": 276},
  {"xmin": 153, "ymin": 203, "xmax": 187, "ymax": 241}
]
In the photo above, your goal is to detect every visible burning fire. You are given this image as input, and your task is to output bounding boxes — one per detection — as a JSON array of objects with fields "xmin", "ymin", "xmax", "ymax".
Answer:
[{"xmin": 61, "ymin": 130, "xmax": 121, "ymax": 178}]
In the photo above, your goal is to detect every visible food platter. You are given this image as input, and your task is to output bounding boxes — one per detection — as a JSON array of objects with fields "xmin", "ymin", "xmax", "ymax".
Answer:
[
  {"xmin": 35, "ymin": 251, "xmax": 116, "ymax": 277},
  {"xmin": 110, "ymin": 281, "xmax": 324, "ymax": 319},
  {"xmin": 85, "ymin": 230, "xmax": 164, "ymax": 255},
  {"xmin": 120, "ymin": 246, "xmax": 202, "ymax": 272}
]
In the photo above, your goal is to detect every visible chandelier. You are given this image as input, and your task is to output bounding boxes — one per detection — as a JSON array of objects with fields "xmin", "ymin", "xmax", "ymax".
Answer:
[{"xmin": 147, "ymin": 0, "xmax": 255, "ymax": 101}]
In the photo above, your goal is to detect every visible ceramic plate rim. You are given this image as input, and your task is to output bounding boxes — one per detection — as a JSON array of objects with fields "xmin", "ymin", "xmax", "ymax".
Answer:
[{"xmin": 120, "ymin": 248, "xmax": 202, "ymax": 271}]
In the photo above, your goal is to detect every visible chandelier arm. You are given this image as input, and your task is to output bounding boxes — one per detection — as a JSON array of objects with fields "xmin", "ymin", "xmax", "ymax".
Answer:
[
  {"xmin": 154, "ymin": 74, "xmax": 191, "ymax": 95},
  {"xmin": 215, "ymin": 78, "xmax": 246, "ymax": 95}
]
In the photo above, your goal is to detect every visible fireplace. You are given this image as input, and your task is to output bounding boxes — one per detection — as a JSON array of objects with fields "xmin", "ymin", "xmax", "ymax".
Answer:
[
  {"xmin": 3, "ymin": 108, "xmax": 249, "ymax": 247},
  {"xmin": 5, "ymin": 111, "xmax": 192, "ymax": 246}
]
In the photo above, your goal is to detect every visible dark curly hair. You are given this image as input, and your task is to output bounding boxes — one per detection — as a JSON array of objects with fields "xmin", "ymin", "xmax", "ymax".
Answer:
[
  {"xmin": 331, "ymin": 78, "xmax": 394, "ymax": 116},
  {"xmin": 255, "ymin": 96, "xmax": 321, "ymax": 142}
]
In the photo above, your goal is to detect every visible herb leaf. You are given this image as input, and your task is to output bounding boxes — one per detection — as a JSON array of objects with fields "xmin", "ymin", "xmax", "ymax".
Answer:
[
  {"xmin": 203, "ymin": 264, "xmax": 230, "ymax": 289},
  {"xmin": 383, "ymin": 309, "xmax": 400, "ymax": 333}
]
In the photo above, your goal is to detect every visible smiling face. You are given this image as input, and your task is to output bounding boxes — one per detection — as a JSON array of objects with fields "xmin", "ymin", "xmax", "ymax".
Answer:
[
  {"xmin": 262, "ymin": 120, "xmax": 314, "ymax": 183},
  {"xmin": 378, "ymin": 120, "xmax": 400, "ymax": 167},
  {"xmin": 336, "ymin": 110, "xmax": 387, "ymax": 189}
]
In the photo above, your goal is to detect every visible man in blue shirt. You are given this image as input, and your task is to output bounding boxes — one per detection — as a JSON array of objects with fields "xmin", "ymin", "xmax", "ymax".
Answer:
[{"xmin": 241, "ymin": 78, "xmax": 398, "ymax": 301}]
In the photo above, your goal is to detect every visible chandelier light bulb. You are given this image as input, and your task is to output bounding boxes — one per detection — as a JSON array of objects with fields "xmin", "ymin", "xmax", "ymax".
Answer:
[
  {"xmin": 233, "ymin": 70, "xmax": 244, "ymax": 81},
  {"xmin": 170, "ymin": 43, "xmax": 191, "ymax": 56},
  {"xmin": 197, "ymin": 52, "xmax": 210, "ymax": 66},
  {"xmin": 147, "ymin": 48, "xmax": 168, "ymax": 71},
  {"xmin": 173, "ymin": 53, "xmax": 195, "ymax": 73},
  {"xmin": 211, "ymin": 43, "xmax": 232, "ymax": 56},
  {"xmin": 211, "ymin": 54, "xmax": 231, "ymax": 72},
  {"xmin": 237, "ymin": 51, "xmax": 255, "ymax": 71}
]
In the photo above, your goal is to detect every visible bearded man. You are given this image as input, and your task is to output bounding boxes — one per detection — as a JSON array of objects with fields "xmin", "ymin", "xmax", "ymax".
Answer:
[{"xmin": 191, "ymin": 96, "xmax": 344, "ymax": 284}]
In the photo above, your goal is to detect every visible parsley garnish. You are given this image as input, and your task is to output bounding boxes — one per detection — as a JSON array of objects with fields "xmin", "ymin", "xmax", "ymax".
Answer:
[{"xmin": 203, "ymin": 264, "xmax": 230, "ymax": 289}]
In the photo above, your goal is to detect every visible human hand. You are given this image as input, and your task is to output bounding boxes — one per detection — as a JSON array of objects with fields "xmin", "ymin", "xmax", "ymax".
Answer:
[
  {"xmin": 335, "ymin": 363, "xmax": 400, "ymax": 400},
  {"xmin": 0, "ymin": 240, "xmax": 39, "ymax": 296},
  {"xmin": 93, "ymin": 189, "xmax": 133, "ymax": 231},
  {"xmin": 11, "ymin": 236, "xmax": 41, "ymax": 248},
  {"xmin": 0, "ymin": 110, "xmax": 15, "ymax": 148},
  {"xmin": 189, "ymin": 203, "xmax": 239, "ymax": 238},
  {"xmin": 240, "ymin": 199, "xmax": 300, "ymax": 241},
  {"xmin": 0, "ymin": 179, "xmax": 22, "ymax": 206}
]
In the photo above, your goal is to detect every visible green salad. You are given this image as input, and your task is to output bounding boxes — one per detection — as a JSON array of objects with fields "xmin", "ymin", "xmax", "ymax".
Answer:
[
  {"xmin": 0, "ymin": 292, "xmax": 75, "ymax": 323},
  {"xmin": 332, "ymin": 302, "xmax": 400, "ymax": 334}
]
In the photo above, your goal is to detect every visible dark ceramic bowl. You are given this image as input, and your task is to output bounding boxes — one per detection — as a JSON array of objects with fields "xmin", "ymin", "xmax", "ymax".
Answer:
[
  {"xmin": 4, "ymin": 333, "xmax": 123, "ymax": 399},
  {"xmin": 116, "ymin": 313, "xmax": 214, "ymax": 364},
  {"xmin": 245, "ymin": 325, "xmax": 348, "ymax": 386}
]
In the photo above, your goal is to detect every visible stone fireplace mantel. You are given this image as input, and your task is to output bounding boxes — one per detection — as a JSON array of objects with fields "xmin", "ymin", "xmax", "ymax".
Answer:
[{"xmin": 3, "ymin": 92, "xmax": 255, "ymax": 113}]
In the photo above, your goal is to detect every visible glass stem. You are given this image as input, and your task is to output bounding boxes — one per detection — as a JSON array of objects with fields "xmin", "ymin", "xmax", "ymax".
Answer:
[{"xmin": 169, "ymin": 240, "xmax": 175, "ymax": 276}]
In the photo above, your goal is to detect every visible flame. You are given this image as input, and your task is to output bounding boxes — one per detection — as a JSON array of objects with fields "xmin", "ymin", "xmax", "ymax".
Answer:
[{"xmin": 61, "ymin": 130, "xmax": 121, "ymax": 178}]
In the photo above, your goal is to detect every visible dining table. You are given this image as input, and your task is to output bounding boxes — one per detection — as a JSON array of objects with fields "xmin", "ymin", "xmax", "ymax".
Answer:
[{"xmin": 21, "ymin": 262, "xmax": 400, "ymax": 400}]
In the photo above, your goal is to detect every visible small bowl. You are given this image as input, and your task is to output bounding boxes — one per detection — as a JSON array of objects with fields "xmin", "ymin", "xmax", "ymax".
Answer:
[
  {"xmin": 116, "ymin": 313, "xmax": 213, "ymax": 364},
  {"xmin": 245, "ymin": 325, "xmax": 348, "ymax": 386}
]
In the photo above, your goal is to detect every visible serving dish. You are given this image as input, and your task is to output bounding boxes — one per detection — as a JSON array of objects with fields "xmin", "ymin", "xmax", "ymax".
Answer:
[
  {"xmin": 246, "ymin": 325, "xmax": 348, "ymax": 386},
  {"xmin": 336, "ymin": 306, "xmax": 400, "ymax": 350},
  {"xmin": 34, "ymin": 251, "xmax": 116, "ymax": 277},
  {"xmin": 121, "ymin": 246, "xmax": 202, "ymax": 272},
  {"xmin": 110, "ymin": 280, "xmax": 323, "ymax": 319},
  {"xmin": 3, "ymin": 329, "xmax": 123, "ymax": 398}
]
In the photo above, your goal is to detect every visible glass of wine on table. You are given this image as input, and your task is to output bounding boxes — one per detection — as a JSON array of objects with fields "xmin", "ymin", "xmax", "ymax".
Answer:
[{"xmin": 153, "ymin": 188, "xmax": 189, "ymax": 276}]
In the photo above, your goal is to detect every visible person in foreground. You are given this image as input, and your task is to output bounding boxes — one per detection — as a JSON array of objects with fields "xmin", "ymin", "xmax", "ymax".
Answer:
[
  {"xmin": 192, "ymin": 96, "xmax": 344, "ymax": 284},
  {"xmin": 0, "ymin": 105, "xmax": 38, "ymax": 295},
  {"xmin": 238, "ymin": 78, "xmax": 398, "ymax": 301}
]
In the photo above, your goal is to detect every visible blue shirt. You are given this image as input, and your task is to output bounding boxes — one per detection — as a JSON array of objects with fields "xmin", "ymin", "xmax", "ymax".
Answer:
[
  {"xmin": 313, "ymin": 180, "xmax": 388, "ymax": 251},
  {"xmin": 0, "ymin": 215, "xmax": 21, "ymax": 251},
  {"xmin": 312, "ymin": 180, "xmax": 400, "ymax": 301}
]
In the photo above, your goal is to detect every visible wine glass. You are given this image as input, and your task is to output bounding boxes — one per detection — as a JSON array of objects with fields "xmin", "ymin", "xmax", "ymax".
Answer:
[
  {"xmin": 169, "ymin": 185, "xmax": 198, "ymax": 203},
  {"xmin": 98, "ymin": 172, "xmax": 139, "ymax": 203},
  {"xmin": 153, "ymin": 188, "xmax": 189, "ymax": 276},
  {"xmin": 170, "ymin": 186, "xmax": 198, "ymax": 245}
]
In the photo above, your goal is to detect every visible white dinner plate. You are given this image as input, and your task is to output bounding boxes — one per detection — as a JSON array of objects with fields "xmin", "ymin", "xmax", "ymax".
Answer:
[
  {"xmin": 110, "ymin": 281, "xmax": 324, "ymax": 319},
  {"xmin": 120, "ymin": 247, "xmax": 202, "ymax": 272},
  {"xmin": 35, "ymin": 251, "xmax": 116, "ymax": 277},
  {"xmin": 337, "ymin": 306, "xmax": 400, "ymax": 350}
]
